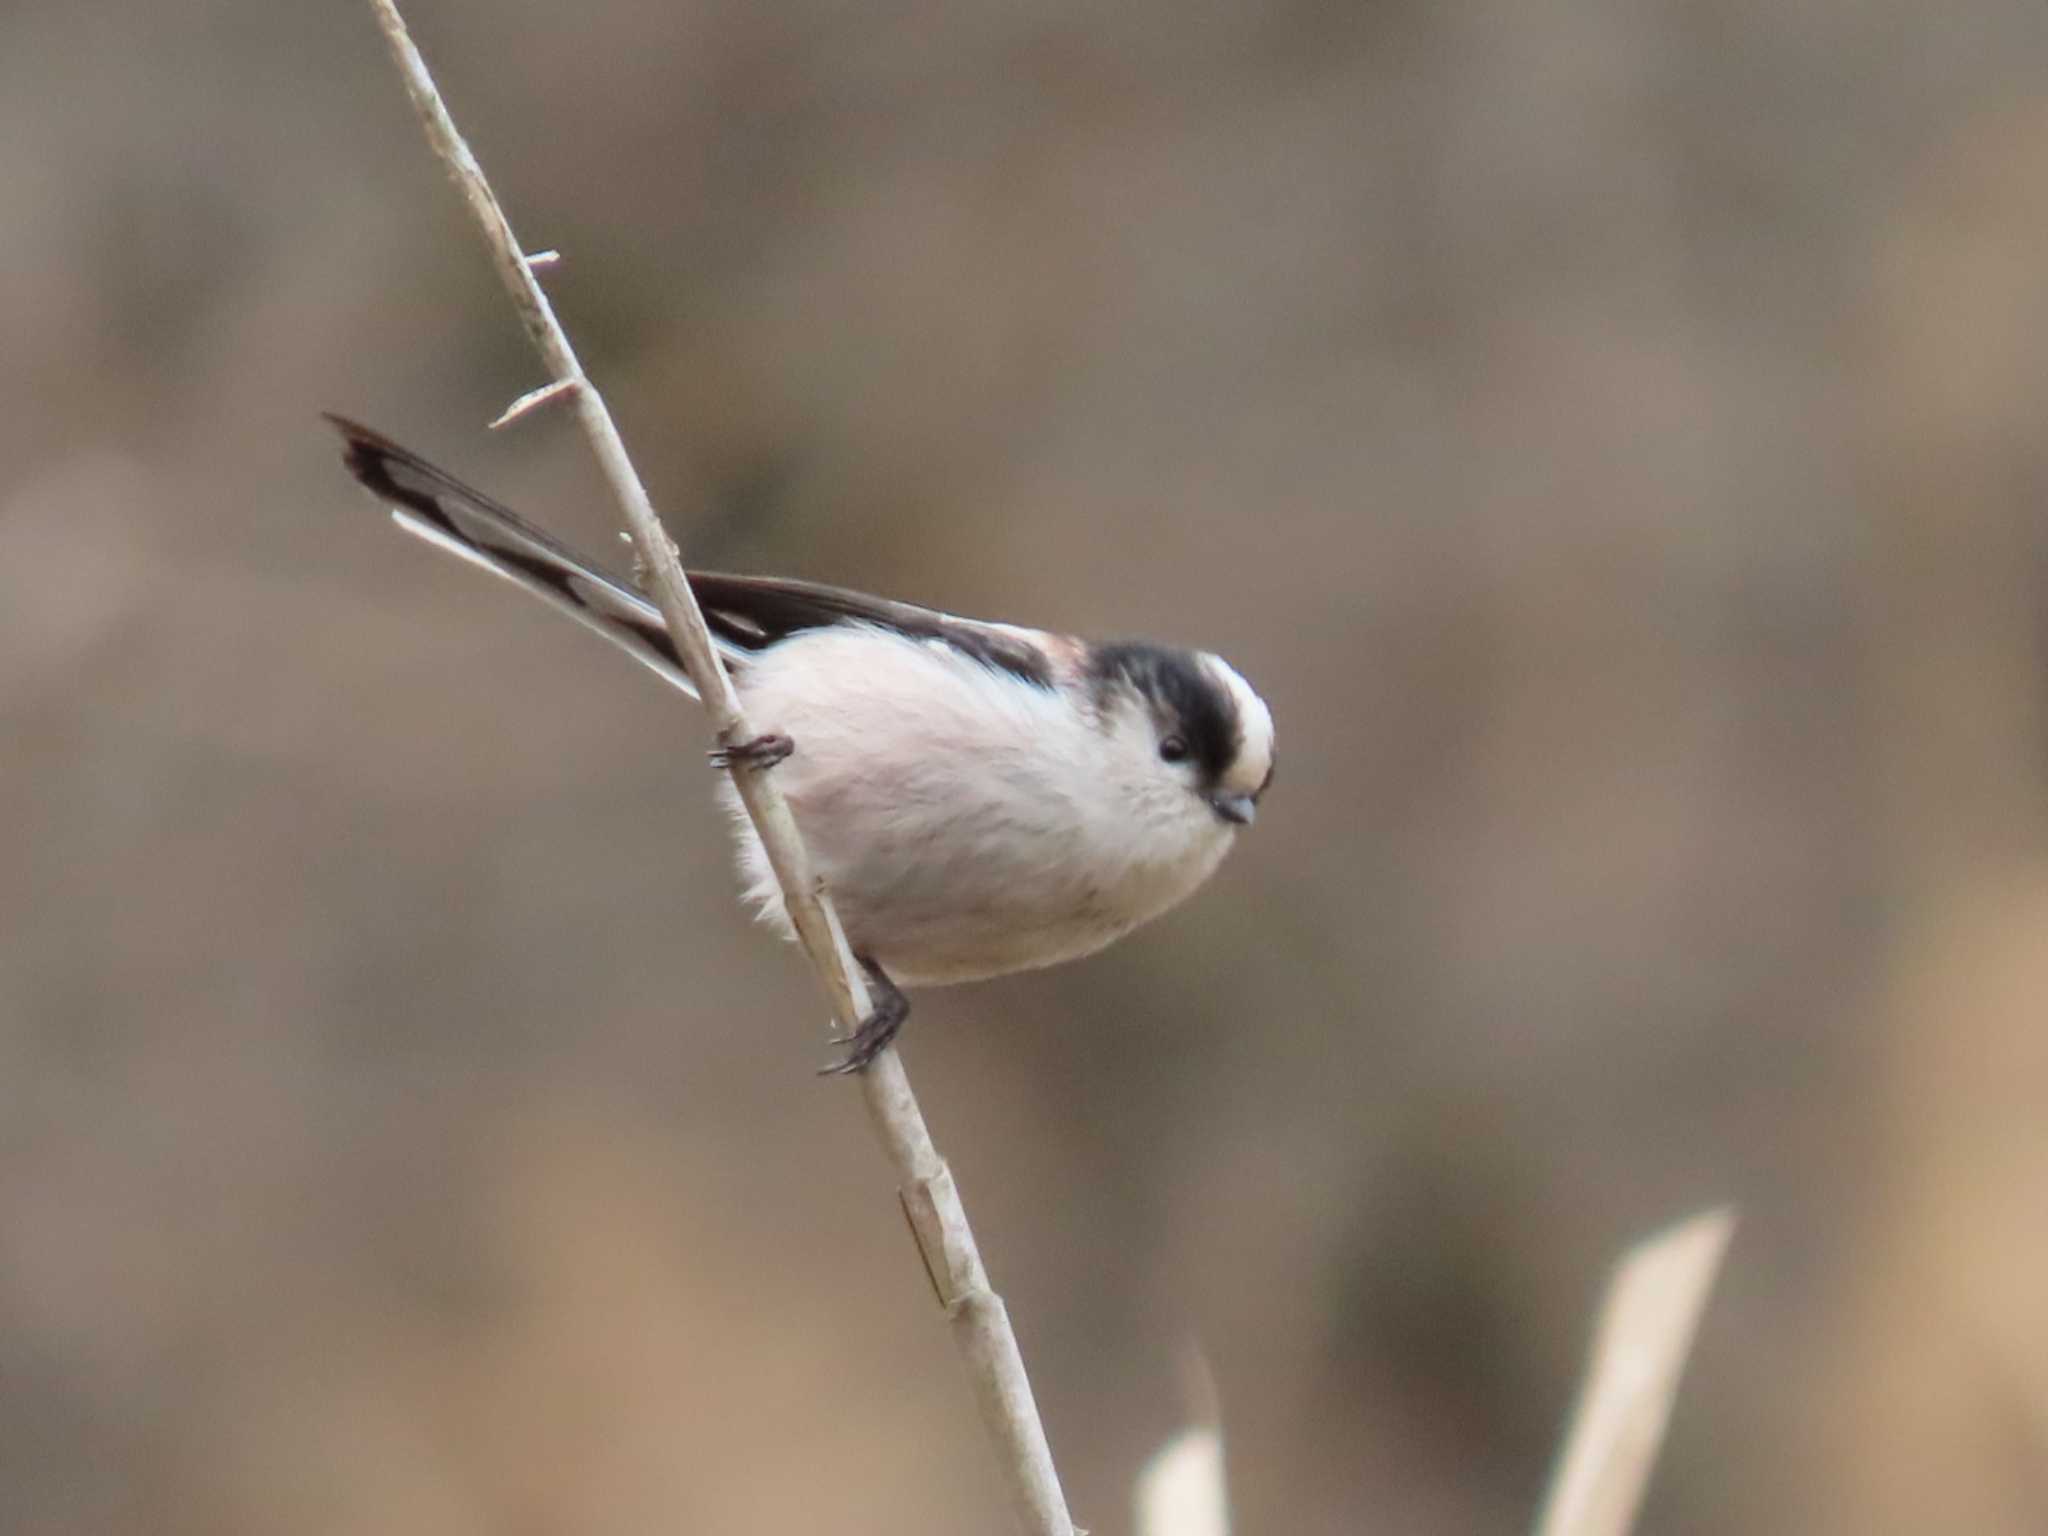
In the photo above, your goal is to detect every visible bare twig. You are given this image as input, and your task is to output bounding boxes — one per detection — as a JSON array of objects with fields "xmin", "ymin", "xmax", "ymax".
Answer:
[
  {"xmin": 1534, "ymin": 1206, "xmax": 1736, "ymax": 1536},
  {"xmin": 1134, "ymin": 1341, "xmax": 1227, "ymax": 1535},
  {"xmin": 359, "ymin": 6, "xmax": 1075, "ymax": 1532}
]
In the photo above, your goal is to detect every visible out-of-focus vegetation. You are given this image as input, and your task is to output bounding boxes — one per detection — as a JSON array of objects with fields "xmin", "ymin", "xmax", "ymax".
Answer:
[{"xmin": 4, "ymin": 4, "xmax": 2044, "ymax": 1532}]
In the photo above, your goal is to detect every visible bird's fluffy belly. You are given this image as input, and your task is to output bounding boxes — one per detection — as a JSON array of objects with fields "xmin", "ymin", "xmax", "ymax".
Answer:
[{"xmin": 722, "ymin": 737, "xmax": 1167, "ymax": 985}]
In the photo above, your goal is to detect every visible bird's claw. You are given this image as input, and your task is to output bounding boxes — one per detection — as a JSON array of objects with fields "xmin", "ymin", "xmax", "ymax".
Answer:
[
  {"xmin": 710, "ymin": 731, "xmax": 794, "ymax": 771},
  {"xmin": 818, "ymin": 960, "xmax": 909, "ymax": 1076}
]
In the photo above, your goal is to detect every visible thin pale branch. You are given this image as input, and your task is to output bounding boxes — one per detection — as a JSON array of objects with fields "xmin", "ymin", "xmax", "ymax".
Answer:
[
  {"xmin": 359, "ymin": 6, "xmax": 1075, "ymax": 1532},
  {"xmin": 1534, "ymin": 1205, "xmax": 1737, "ymax": 1536}
]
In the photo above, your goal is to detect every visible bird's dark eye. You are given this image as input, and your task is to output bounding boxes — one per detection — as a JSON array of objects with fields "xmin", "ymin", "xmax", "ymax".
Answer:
[{"xmin": 1159, "ymin": 734, "xmax": 1190, "ymax": 764}]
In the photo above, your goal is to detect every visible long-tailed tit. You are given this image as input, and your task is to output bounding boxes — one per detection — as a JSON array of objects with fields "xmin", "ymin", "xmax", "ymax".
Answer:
[{"xmin": 330, "ymin": 419, "xmax": 1275, "ymax": 1071}]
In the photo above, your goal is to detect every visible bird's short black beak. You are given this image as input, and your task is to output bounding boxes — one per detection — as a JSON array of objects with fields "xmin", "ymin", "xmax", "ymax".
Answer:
[{"xmin": 1209, "ymin": 793, "xmax": 1256, "ymax": 827}]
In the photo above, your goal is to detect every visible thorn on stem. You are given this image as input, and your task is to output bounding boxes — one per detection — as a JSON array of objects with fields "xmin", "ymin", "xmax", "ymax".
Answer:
[{"xmin": 489, "ymin": 376, "xmax": 580, "ymax": 429}]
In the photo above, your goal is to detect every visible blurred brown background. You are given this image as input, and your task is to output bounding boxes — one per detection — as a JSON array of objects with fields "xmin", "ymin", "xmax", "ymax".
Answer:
[{"xmin": 5, "ymin": 3, "xmax": 2046, "ymax": 1532}]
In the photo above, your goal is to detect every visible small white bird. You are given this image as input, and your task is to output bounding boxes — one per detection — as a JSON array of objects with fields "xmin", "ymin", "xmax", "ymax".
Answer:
[{"xmin": 331, "ymin": 419, "xmax": 1275, "ymax": 1071}]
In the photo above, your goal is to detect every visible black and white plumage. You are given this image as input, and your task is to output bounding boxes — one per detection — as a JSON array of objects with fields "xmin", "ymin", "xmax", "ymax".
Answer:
[{"xmin": 330, "ymin": 418, "xmax": 1275, "ymax": 1066}]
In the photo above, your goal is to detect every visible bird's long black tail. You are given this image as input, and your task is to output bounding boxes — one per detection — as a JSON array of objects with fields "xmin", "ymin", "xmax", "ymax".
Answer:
[{"xmin": 326, "ymin": 415, "xmax": 716, "ymax": 698}]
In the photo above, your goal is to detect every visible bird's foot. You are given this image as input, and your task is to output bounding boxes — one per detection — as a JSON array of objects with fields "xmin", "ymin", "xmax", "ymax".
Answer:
[
  {"xmin": 819, "ymin": 960, "xmax": 909, "ymax": 1076},
  {"xmin": 710, "ymin": 730, "xmax": 794, "ymax": 772}
]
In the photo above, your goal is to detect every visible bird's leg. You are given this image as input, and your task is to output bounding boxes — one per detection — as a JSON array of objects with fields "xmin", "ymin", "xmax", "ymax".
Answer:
[
  {"xmin": 819, "ymin": 956, "xmax": 909, "ymax": 1076},
  {"xmin": 709, "ymin": 728, "xmax": 794, "ymax": 771}
]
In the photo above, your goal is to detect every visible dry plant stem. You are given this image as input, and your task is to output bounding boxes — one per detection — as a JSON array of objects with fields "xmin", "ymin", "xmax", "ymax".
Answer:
[
  {"xmin": 1135, "ymin": 1427, "xmax": 1230, "ymax": 1536},
  {"xmin": 361, "ymin": 6, "xmax": 1074, "ymax": 1533},
  {"xmin": 1534, "ymin": 1206, "xmax": 1736, "ymax": 1536}
]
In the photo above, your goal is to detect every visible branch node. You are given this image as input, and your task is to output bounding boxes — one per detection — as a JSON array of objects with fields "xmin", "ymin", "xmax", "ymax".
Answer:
[
  {"xmin": 629, "ymin": 529, "xmax": 682, "ymax": 585},
  {"xmin": 899, "ymin": 1188, "xmax": 949, "ymax": 1308}
]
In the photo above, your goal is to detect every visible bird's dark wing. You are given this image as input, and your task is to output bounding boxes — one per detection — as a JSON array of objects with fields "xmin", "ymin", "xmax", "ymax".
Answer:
[{"xmin": 682, "ymin": 572, "xmax": 1055, "ymax": 688}]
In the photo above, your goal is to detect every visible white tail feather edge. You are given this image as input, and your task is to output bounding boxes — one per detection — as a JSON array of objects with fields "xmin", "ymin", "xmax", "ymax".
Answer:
[{"xmin": 390, "ymin": 507, "xmax": 710, "ymax": 699}]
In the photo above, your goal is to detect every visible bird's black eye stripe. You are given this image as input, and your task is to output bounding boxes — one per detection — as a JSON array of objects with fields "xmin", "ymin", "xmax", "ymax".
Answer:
[
  {"xmin": 1159, "ymin": 734, "xmax": 1190, "ymax": 763},
  {"xmin": 1088, "ymin": 642, "xmax": 1242, "ymax": 784}
]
